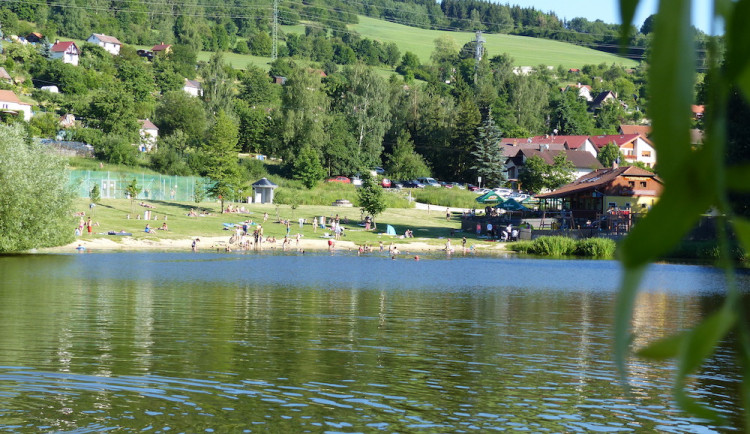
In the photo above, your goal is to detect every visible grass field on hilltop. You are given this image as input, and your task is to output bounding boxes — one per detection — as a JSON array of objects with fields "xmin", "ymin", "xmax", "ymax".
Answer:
[{"xmin": 349, "ymin": 16, "xmax": 638, "ymax": 68}]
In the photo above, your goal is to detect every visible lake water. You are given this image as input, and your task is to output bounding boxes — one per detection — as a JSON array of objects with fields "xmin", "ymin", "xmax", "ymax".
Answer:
[{"xmin": 0, "ymin": 252, "xmax": 746, "ymax": 432}]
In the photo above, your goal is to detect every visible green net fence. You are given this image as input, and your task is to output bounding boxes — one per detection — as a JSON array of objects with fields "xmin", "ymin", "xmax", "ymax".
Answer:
[{"xmin": 69, "ymin": 170, "xmax": 209, "ymax": 202}]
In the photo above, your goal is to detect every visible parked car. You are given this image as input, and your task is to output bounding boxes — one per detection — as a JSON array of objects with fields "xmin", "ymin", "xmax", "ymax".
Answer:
[
  {"xmin": 493, "ymin": 187, "xmax": 513, "ymax": 198},
  {"xmin": 326, "ymin": 176, "xmax": 351, "ymax": 184},
  {"xmin": 440, "ymin": 181, "xmax": 453, "ymax": 188},
  {"xmin": 467, "ymin": 184, "xmax": 480, "ymax": 191},
  {"xmin": 381, "ymin": 178, "xmax": 392, "ymax": 188},
  {"xmin": 390, "ymin": 181, "xmax": 403, "ymax": 189},
  {"xmin": 402, "ymin": 180, "xmax": 425, "ymax": 188},
  {"xmin": 372, "ymin": 166, "xmax": 385, "ymax": 175},
  {"xmin": 417, "ymin": 177, "xmax": 441, "ymax": 187},
  {"xmin": 451, "ymin": 182, "xmax": 466, "ymax": 189},
  {"xmin": 350, "ymin": 176, "xmax": 362, "ymax": 186}
]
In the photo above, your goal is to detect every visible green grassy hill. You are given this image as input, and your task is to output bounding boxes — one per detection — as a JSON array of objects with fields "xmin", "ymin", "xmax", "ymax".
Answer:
[
  {"xmin": 349, "ymin": 16, "xmax": 638, "ymax": 68},
  {"xmin": 71, "ymin": 15, "xmax": 636, "ymax": 71}
]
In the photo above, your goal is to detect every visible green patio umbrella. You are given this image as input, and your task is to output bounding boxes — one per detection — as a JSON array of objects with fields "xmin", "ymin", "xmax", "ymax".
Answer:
[
  {"xmin": 496, "ymin": 198, "xmax": 528, "ymax": 211},
  {"xmin": 475, "ymin": 191, "xmax": 505, "ymax": 204}
]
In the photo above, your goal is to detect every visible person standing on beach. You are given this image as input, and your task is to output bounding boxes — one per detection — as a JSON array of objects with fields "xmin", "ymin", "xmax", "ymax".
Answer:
[
  {"xmin": 446, "ymin": 208, "xmax": 451, "ymax": 221},
  {"xmin": 192, "ymin": 238, "xmax": 200, "ymax": 252},
  {"xmin": 87, "ymin": 217, "xmax": 93, "ymax": 235},
  {"xmin": 312, "ymin": 217, "xmax": 318, "ymax": 233}
]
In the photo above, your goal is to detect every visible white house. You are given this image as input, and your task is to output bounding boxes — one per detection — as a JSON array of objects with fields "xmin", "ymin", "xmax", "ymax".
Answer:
[
  {"xmin": 183, "ymin": 79, "xmax": 203, "ymax": 97},
  {"xmin": 138, "ymin": 119, "xmax": 159, "ymax": 152},
  {"xmin": 590, "ymin": 134, "xmax": 657, "ymax": 168},
  {"xmin": 86, "ymin": 33, "xmax": 122, "ymax": 55},
  {"xmin": 564, "ymin": 83, "xmax": 594, "ymax": 102},
  {"xmin": 0, "ymin": 89, "xmax": 32, "ymax": 121},
  {"xmin": 50, "ymin": 41, "xmax": 80, "ymax": 66}
]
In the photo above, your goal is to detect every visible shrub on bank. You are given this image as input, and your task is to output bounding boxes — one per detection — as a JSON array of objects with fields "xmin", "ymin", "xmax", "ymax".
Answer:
[
  {"xmin": 507, "ymin": 236, "xmax": 616, "ymax": 258},
  {"xmin": 575, "ymin": 237, "xmax": 617, "ymax": 258}
]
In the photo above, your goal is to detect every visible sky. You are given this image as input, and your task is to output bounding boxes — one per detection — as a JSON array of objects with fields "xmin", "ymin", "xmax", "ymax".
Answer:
[{"xmin": 507, "ymin": 0, "xmax": 717, "ymax": 34}]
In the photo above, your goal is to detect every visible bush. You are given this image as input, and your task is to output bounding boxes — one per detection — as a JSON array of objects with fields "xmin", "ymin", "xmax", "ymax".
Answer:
[
  {"xmin": 575, "ymin": 237, "xmax": 617, "ymax": 258},
  {"xmin": 530, "ymin": 236, "xmax": 578, "ymax": 256},
  {"xmin": 507, "ymin": 236, "xmax": 616, "ymax": 258}
]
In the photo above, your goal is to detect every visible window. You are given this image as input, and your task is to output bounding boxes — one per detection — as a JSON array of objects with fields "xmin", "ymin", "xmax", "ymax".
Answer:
[
  {"xmin": 608, "ymin": 202, "xmax": 617, "ymax": 208},
  {"xmin": 642, "ymin": 151, "xmax": 651, "ymax": 157},
  {"xmin": 640, "ymin": 181, "xmax": 647, "ymax": 188},
  {"xmin": 628, "ymin": 181, "xmax": 635, "ymax": 188}
]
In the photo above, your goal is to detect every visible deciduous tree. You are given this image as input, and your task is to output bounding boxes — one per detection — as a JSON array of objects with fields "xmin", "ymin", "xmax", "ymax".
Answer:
[{"xmin": 0, "ymin": 125, "xmax": 74, "ymax": 252}]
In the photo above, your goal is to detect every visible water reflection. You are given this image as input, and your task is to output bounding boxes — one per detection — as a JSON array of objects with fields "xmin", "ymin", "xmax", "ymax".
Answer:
[{"xmin": 0, "ymin": 253, "xmax": 745, "ymax": 432}]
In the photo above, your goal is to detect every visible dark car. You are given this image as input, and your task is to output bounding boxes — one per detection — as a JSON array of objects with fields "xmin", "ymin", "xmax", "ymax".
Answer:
[
  {"xmin": 401, "ymin": 180, "xmax": 425, "ymax": 188},
  {"xmin": 467, "ymin": 184, "xmax": 480, "ymax": 191}
]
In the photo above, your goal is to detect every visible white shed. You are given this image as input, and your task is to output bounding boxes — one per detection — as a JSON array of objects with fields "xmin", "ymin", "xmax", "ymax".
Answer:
[{"xmin": 251, "ymin": 178, "xmax": 278, "ymax": 204}]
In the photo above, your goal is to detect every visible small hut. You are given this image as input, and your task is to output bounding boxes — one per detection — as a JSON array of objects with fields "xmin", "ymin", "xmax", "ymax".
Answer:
[{"xmin": 251, "ymin": 177, "xmax": 278, "ymax": 204}]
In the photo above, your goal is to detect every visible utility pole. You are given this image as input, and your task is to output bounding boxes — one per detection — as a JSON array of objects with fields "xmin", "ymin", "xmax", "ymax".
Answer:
[
  {"xmin": 271, "ymin": 0, "xmax": 278, "ymax": 61},
  {"xmin": 473, "ymin": 30, "xmax": 485, "ymax": 84}
]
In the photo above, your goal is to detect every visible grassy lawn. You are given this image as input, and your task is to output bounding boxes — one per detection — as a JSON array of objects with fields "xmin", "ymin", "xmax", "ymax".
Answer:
[{"xmin": 75, "ymin": 198, "xmax": 479, "ymax": 249}]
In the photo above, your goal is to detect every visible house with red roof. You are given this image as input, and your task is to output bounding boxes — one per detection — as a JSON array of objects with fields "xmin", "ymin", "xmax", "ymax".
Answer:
[
  {"xmin": 590, "ymin": 134, "xmax": 657, "ymax": 168},
  {"xmin": 152, "ymin": 43, "xmax": 172, "ymax": 55},
  {"xmin": 536, "ymin": 166, "xmax": 663, "ymax": 221},
  {"xmin": 50, "ymin": 41, "xmax": 79, "ymax": 66},
  {"xmin": 87, "ymin": 33, "xmax": 122, "ymax": 55},
  {"xmin": 0, "ymin": 90, "xmax": 33, "ymax": 121}
]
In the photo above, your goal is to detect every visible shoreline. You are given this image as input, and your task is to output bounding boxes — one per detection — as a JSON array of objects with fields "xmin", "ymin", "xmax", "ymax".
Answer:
[{"xmin": 39, "ymin": 235, "xmax": 511, "ymax": 255}]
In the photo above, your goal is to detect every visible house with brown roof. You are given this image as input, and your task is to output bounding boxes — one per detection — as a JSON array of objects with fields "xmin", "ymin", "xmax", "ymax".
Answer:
[
  {"xmin": 499, "ymin": 135, "xmax": 598, "ymax": 158},
  {"xmin": 536, "ymin": 166, "xmax": 663, "ymax": 220},
  {"xmin": 87, "ymin": 33, "xmax": 122, "ymax": 55},
  {"xmin": 589, "ymin": 133, "xmax": 657, "ymax": 168},
  {"xmin": 26, "ymin": 32, "xmax": 44, "ymax": 43},
  {"xmin": 0, "ymin": 90, "xmax": 33, "ymax": 121},
  {"xmin": 619, "ymin": 124, "xmax": 651, "ymax": 137},
  {"xmin": 499, "ymin": 138, "xmax": 566, "ymax": 158},
  {"xmin": 0, "ymin": 67, "xmax": 11, "ymax": 83},
  {"xmin": 50, "ymin": 41, "xmax": 80, "ymax": 66},
  {"xmin": 505, "ymin": 149, "xmax": 603, "ymax": 187},
  {"xmin": 151, "ymin": 43, "xmax": 172, "ymax": 55}
]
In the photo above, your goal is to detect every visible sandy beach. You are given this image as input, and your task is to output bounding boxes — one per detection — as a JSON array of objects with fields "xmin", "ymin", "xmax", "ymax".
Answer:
[{"xmin": 43, "ymin": 235, "xmax": 509, "ymax": 254}]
